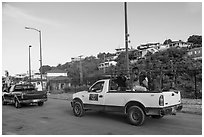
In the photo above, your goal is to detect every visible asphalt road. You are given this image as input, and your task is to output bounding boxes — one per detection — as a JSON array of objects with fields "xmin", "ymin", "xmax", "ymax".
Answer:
[{"xmin": 2, "ymin": 98, "xmax": 202, "ymax": 135}]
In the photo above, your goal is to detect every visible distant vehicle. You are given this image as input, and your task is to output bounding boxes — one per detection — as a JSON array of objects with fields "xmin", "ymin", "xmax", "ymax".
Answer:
[
  {"xmin": 2, "ymin": 84, "xmax": 47, "ymax": 108},
  {"xmin": 71, "ymin": 79, "xmax": 182, "ymax": 126}
]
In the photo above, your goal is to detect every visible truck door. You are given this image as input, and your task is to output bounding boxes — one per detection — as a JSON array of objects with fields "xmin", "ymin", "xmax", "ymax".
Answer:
[{"xmin": 83, "ymin": 81, "xmax": 105, "ymax": 109}]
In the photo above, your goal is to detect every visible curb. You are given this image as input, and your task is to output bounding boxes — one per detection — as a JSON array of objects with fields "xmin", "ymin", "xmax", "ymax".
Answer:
[{"xmin": 180, "ymin": 110, "xmax": 202, "ymax": 115}]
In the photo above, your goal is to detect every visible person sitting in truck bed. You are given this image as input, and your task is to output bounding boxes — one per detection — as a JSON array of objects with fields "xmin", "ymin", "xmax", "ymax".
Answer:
[
  {"xmin": 131, "ymin": 67, "xmax": 148, "ymax": 91},
  {"xmin": 115, "ymin": 72, "xmax": 127, "ymax": 91}
]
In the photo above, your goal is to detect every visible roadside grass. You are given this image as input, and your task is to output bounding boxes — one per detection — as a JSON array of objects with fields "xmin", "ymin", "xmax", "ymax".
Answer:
[
  {"xmin": 181, "ymin": 98, "xmax": 202, "ymax": 115},
  {"xmin": 48, "ymin": 93, "xmax": 202, "ymax": 115}
]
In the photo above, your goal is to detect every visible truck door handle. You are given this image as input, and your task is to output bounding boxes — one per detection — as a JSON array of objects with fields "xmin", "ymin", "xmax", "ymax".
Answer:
[{"xmin": 99, "ymin": 95, "xmax": 103, "ymax": 98}]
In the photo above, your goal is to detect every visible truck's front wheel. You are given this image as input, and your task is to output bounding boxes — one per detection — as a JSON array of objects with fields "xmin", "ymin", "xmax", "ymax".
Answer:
[
  {"xmin": 127, "ymin": 106, "xmax": 145, "ymax": 126},
  {"xmin": 73, "ymin": 101, "xmax": 84, "ymax": 117}
]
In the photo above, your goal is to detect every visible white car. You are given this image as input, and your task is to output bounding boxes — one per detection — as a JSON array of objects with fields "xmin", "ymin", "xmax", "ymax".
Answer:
[{"xmin": 71, "ymin": 79, "xmax": 182, "ymax": 126}]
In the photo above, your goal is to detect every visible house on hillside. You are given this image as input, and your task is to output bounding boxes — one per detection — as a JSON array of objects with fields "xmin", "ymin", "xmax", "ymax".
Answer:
[
  {"xmin": 98, "ymin": 61, "xmax": 117, "ymax": 70},
  {"xmin": 187, "ymin": 47, "xmax": 202, "ymax": 60},
  {"xmin": 137, "ymin": 42, "xmax": 160, "ymax": 50},
  {"xmin": 115, "ymin": 47, "xmax": 130, "ymax": 56},
  {"xmin": 166, "ymin": 40, "xmax": 192, "ymax": 48}
]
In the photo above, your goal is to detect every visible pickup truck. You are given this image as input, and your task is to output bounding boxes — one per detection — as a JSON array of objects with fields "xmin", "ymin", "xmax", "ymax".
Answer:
[
  {"xmin": 71, "ymin": 79, "xmax": 182, "ymax": 126},
  {"xmin": 2, "ymin": 84, "xmax": 47, "ymax": 108}
]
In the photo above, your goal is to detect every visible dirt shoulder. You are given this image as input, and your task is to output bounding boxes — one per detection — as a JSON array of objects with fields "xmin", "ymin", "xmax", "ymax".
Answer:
[
  {"xmin": 181, "ymin": 98, "xmax": 202, "ymax": 115},
  {"xmin": 48, "ymin": 93, "xmax": 202, "ymax": 115}
]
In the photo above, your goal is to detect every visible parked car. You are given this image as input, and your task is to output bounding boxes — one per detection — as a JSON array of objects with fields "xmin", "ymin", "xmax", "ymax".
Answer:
[
  {"xmin": 2, "ymin": 84, "xmax": 47, "ymax": 108},
  {"xmin": 71, "ymin": 79, "xmax": 182, "ymax": 126}
]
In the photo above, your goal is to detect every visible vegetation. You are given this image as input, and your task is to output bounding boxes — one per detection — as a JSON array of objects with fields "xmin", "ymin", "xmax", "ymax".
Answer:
[{"xmin": 39, "ymin": 35, "xmax": 202, "ymax": 98}]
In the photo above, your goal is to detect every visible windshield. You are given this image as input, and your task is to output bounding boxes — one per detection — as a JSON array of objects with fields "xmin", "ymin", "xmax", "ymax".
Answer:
[{"xmin": 15, "ymin": 85, "xmax": 35, "ymax": 91}]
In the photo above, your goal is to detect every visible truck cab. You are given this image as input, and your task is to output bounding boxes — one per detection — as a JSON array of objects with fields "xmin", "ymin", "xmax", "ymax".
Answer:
[{"xmin": 71, "ymin": 79, "xmax": 182, "ymax": 126}]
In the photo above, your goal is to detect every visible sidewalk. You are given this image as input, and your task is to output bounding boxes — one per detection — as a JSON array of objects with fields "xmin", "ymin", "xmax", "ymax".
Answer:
[{"xmin": 48, "ymin": 93, "xmax": 202, "ymax": 115}]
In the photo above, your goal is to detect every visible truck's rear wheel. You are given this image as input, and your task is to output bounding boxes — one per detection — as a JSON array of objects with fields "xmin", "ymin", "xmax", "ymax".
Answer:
[
  {"xmin": 127, "ymin": 106, "xmax": 145, "ymax": 126},
  {"xmin": 73, "ymin": 101, "xmax": 84, "ymax": 117}
]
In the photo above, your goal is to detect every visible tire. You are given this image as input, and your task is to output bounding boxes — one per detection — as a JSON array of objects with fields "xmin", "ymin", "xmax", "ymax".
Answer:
[
  {"xmin": 127, "ymin": 106, "xmax": 145, "ymax": 126},
  {"xmin": 151, "ymin": 115, "xmax": 164, "ymax": 119},
  {"xmin": 14, "ymin": 99, "xmax": 21, "ymax": 108},
  {"xmin": 73, "ymin": 101, "xmax": 85, "ymax": 117},
  {"xmin": 38, "ymin": 102, "xmax": 44, "ymax": 106}
]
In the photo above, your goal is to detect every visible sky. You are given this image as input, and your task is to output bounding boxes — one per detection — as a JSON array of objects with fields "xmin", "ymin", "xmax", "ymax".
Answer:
[{"xmin": 2, "ymin": 2, "xmax": 202, "ymax": 76}]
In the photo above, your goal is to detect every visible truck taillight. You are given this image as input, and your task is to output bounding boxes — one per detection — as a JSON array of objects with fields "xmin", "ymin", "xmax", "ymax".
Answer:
[{"xmin": 159, "ymin": 95, "xmax": 164, "ymax": 106}]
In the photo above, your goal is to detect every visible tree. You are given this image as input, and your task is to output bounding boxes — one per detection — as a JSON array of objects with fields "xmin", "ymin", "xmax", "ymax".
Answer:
[
  {"xmin": 39, "ymin": 65, "xmax": 52, "ymax": 74},
  {"xmin": 187, "ymin": 35, "xmax": 202, "ymax": 45},
  {"xmin": 163, "ymin": 39, "xmax": 172, "ymax": 45},
  {"xmin": 115, "ymin": 52, "xmax": 129, "ymax": 74},
  {"xmin": 132, "ymin": 47, "xmax": 202, "ymax": 98}
]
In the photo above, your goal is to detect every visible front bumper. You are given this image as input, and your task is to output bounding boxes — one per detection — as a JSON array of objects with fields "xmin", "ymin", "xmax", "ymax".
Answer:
[{"xmin": 19, "ymin": 98, "xmax": 47, "ymax": 104}]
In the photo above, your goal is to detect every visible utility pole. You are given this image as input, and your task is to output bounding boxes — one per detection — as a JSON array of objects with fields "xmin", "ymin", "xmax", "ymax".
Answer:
[
  {"xmin": 29, "ymin": 45, "xmax": 32, "ymax": 84},
  {"xmin": 124, "ymin": 2, "xmax": 130, "ymax": 76}
]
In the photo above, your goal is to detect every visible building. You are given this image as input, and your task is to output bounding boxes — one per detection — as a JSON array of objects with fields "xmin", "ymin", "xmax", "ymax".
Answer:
[
  {"xmin": 47, "ymin": 76, "xmax": 71, "ymax": 91},
  {"xmin": 187, "ymin": 47, "xmax": 202, "ymax": 60},
  {"xmin": 157, "ymin": 44, "xmax": 169, "ymax": 51},
  {"xmin": 137, "ymin": 42, "xmax": 160, "ymax": 50},
  {"xmin": 45, "ymin": 68, "xmax": 71, "ymax": 92},
  {"xmin": 115, "ymin": 47, "xmax": 130, "ymax": 56},
  {"xmin": 167, "ymin": 40, "xmax": 192, "ymax": 48},
  {"xmin": 15, "ymin": 73, "xmax": 27, "ymax": 79},
  {"xmin": 98, "ymin": 61, "xmax": 117, "ymax": 70},
  {"xmin": 46, "ymin": 68, "xmax": 67, "ymax": 80}
]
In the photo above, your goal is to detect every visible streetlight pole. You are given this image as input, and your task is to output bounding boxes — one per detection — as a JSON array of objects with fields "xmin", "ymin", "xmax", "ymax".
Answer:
[
  {"xmin": 29, "ymin": 45, "xmax": 32, "ymax": 84},
  {"xmin": 25, "ymin": 27, "xmax": 43, "ymax": 89}
]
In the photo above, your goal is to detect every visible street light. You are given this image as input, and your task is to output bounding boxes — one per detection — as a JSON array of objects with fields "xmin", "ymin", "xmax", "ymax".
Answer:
[
  {"xmin": 25, "ymin": 27, "xmax": 43, "ymax": 89},
  {"xmin": 29, "ymin": 45, "xmax": 32, "ymax": 84}
]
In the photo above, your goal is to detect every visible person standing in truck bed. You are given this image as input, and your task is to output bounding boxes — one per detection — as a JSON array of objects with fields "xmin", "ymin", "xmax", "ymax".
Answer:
[{"xmin": 131, "ymin": 67, "xmax": 148, "ymax": 91}]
